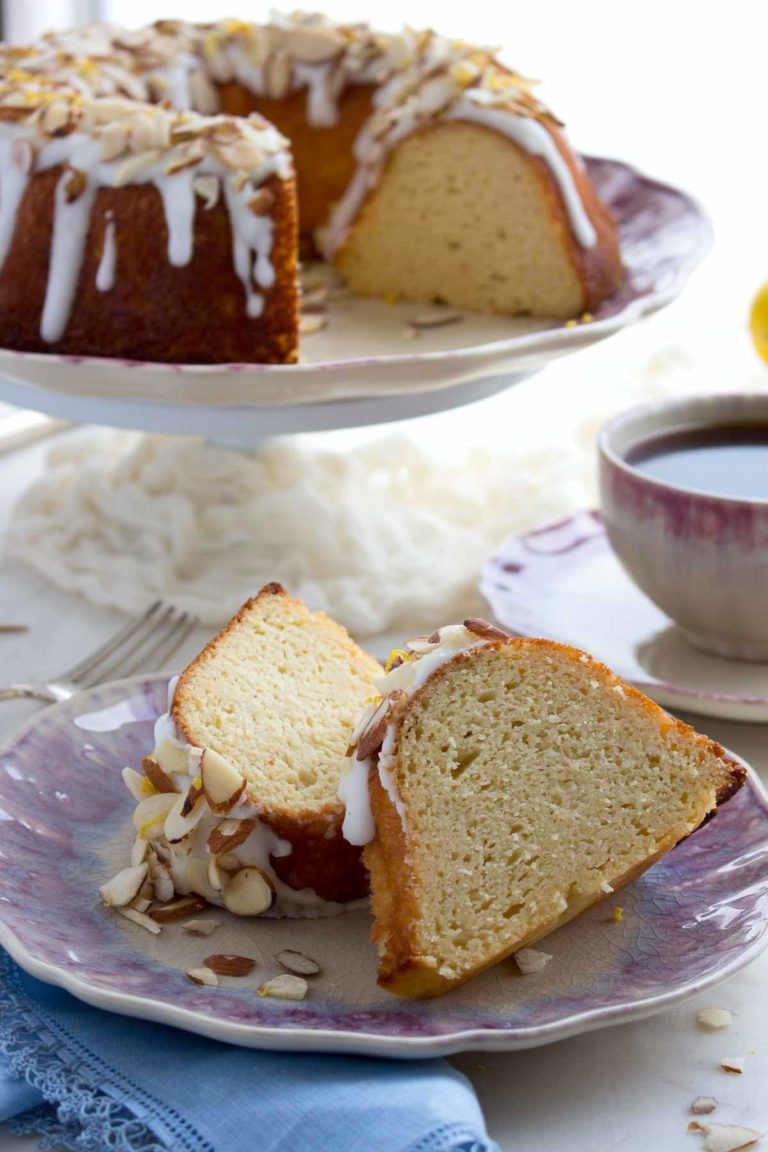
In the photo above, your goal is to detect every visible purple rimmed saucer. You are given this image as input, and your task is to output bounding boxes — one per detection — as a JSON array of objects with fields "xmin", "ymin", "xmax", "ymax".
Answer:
[
  {"xmin": 481, "ymin": 510, "xmax": 768, "ymax": 723},
  {"xmin": 0, "ymin": 674, "xmax": 767, "ymax": 1057}
]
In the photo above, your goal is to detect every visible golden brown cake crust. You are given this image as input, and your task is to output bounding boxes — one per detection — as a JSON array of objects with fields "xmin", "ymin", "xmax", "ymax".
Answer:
[
  {"xmin": 173, "ymin": 583, "xmax": 376, "ymax": 903},
  {"xmin": 0, "ymin": 171, "xmax": 299, "ymax": 365},
  {"xmin": 365, "ymin": 636, "xmax": 745, "ymax": 998}
]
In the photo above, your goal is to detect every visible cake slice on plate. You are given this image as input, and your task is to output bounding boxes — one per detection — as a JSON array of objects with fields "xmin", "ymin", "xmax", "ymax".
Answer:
[
  {"xmin": 117, "ymin": 583, "xmax": 381, "ymax": 918},
  {"xmin": 342, "ymin": 621, "xmax": 745, "ymax": 997}
]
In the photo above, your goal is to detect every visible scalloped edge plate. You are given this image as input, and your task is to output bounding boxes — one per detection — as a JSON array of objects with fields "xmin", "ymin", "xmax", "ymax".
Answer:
[
  {"xmin": 0, "ymin": 674, "xmax": 766, "ymax": 1058},
  {"xmin": 0, "ymin": 157, "xmax": 711, "ymax": 416}
]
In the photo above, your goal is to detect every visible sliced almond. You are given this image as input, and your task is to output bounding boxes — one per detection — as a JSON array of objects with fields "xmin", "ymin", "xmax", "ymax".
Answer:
[
  {"xmin": 63, "ymin": 166, "xmax": 87, "ymax": 204},
  {"xmin": 408, "ymin": 308, "xmax": 463, "ymax": 330},
  {"xmin": 692, "ymin": 1098, "xmax": 718, "ymax": 1116},
  {"xmin": 257, "ymin": 974, "xmax": 308, "ymax": 1001},
  {"xmin": 200, "ymin": 748, "xmax": 247, "ymax": 814},
  {"xmin": 130, "ymin": 835, "xmax": 148, "ymax": 867},
  {"xmin": 698, "ymin": 1007, "xmax": 733, "ymax": 1030},
  {"xmin": 514, "ymin": 948, "xmax": 552, "ymax": 974},
  {"xmin": 263, "ymin": 51, "xmax": 293, "ymax": 99},
  {"xmin": 720, "ymin": 1057, "xmax": 745, "ymax": 1075},
  {"xmin": 204, "ymin": 953, "xmax": 255, "ymax": 977},
  {"xmin": 149, "ymin": 839, "xmax": 171, "ymax": 865},
  {"xmin": 148, "ymin": 854, "xmax": 175, "ymax": 903},
  {"xmin": 185, "ymin": 966, "xmax": 219, "ymax": 987},
  {"xmin": 99, "ymin": 863, "xmax": 148, "ymax": 908},
  {"xmin": 185, "ymin": 856, "xmax": 223, "ymax": 904},
  {"xmin": 221, "ymin": 867, "xmax": 275, "ymax": 917},
  {"xmin": 275, "ymin": 949, "xmax": 320, "ymax": 976},
  {"xmin": 118, "ymin": 906, "xmax": 162, "ymax": 934},
  {"xmin": 142, "ymin": 756, "xmax": 178, "ymax": 794},
  {"xmin": 284, "ymin": 27, "xmax": 344, "ymax": 64},
  {"xmin": 299, "ymin": 313, "xmax": 327, "ymax": 336},
  {"xmin": 463, "ymin": 617, "xmax": 511, "ymax": 641},
  {"xmin": 153, "ymin": 738, "xmax": 191, "ymax": 777},
  {"xmin": 192, "ymin": 174, "xmax": 220, "ymax": 210},
  {"xmin": 164, "ymin": 791, "xmax": 207, "ymax": 842},
  {"xmin": 123, "ymin": 765, "xmax": 154, "ymax": 801},
  {"xmin": 208, "ymin": 818, "xmax": 256, "ymax": 856},
  {"xmin": 405, "ymin": 634, "xmax": 440, "ymax": 654},
  {"xmin": 688, "ymin": 1121, "xmax": 763, "ymax": 1152},
  {"xmin": 356, "ymin": 690, "xmax": 407, "ymax": 761},
  {"xmin": 182, "ymin": 919, "xmax": 221, "ymax": 937},
  {"xmin": 133, "ymin": 792, "xmax": 177, "ymax": 837},
  {"xmin": 248, "ymin": 188, "xmax": 275, "ymax": 215},
  {"xmin": 149, "ymin": 896, "xmax": 208, "ymax": 923},
  {"xmin": 180, "ymin": 779, "xmax": 203, "ymax": 818}
]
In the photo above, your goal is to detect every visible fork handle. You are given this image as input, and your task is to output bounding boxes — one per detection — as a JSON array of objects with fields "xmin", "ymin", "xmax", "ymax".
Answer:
[{"xmin": 0, "ymin": 684, "xmax": 64, "ymax": 704}]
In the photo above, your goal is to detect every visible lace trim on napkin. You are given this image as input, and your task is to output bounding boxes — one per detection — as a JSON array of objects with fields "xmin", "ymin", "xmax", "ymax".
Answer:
[
  {"xmin": 409, "ymin": 1123, "xmax": 500, "ymax": 1152},
  {"xmin": 0, "ymin": 952, "xmax": 209, "ymax": 1152}
]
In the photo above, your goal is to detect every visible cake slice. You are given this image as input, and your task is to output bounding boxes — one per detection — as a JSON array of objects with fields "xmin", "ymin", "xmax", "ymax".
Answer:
[
  {"xmin": 122, "ymin": 584, "xmax": 382, "ymax": 919},
  {"xmin": 342, "ymin": 621, "xmax": 745, "ymax": 996}
]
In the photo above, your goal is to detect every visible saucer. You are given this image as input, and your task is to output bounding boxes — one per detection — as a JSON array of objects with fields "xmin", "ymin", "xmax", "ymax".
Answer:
[{"xmin": 481, "ymin": 510, "xmax": 768, "ymax": 723}]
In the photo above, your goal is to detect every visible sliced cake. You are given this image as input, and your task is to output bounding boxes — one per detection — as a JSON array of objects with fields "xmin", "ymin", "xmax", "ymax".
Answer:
[
  {"xmin": 341, "ymin": 621, "xmax": 745, "ymax": 997},
  {"xmin": 116, "ymin": 584, "xmax": 382, "ymax": 919}
]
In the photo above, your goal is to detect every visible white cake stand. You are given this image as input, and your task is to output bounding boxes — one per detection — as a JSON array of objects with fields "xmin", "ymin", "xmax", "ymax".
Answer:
[{"xmin": 0, "ymin": 157, "xmax": 711, "ymax": 450}]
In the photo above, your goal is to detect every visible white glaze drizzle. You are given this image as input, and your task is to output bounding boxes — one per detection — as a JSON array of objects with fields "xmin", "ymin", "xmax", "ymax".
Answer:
[
  {"xmin": 95, "ymin": 211, "xmax": 116, "ymax": 291},
  {"xmin": 0, "ymin": 111, "xmax": 290, "ymax": 343},
  {"xmin": 41, "ymin": 168, "xmax": 98, "ymax": 343},
  {"xmin": 0, "ymin": 138, "xmax": 33, "ymax": 271},
  {"xmin": 340, "ymin": 625, "xmax": 496, "ymax": 846}
]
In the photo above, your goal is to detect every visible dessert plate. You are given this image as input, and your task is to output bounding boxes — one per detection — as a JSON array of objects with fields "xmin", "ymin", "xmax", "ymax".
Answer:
[
  {"xmin": 0, "ymin": 157, "xmax": 710, "ymax": 445},
  {"xmin": 481, "ymin": 510, "xmax": 768, "ymax": 723},
  {"xmin": 1, "ymin": 674, "xmax": 767, "ymax": 1058}
]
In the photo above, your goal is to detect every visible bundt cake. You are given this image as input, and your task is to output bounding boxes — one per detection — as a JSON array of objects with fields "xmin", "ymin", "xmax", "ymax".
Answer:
[
  {"xmin": 341, "ymin": 621, "xmax": 745, "ymax": 997},
  {"xmin": 0, "ymin": 14, "xmax": 623, "ymax": 364},
  {"xmin": 116, "ymin": 583, "xmax": 382, "ymax": 918}
]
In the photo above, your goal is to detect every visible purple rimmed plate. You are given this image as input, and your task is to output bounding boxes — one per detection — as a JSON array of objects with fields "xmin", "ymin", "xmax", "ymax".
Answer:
[
  {"xmin": 1, "ymin": 673, "xmax": 766, "ymax": 1058},
  {"xmin": 0, "ymin": 156, "xmax": 710, "ymax": 446},
  {"xmin": 481, "ymin": 510, "xmax": 768, "ymax": 723}
]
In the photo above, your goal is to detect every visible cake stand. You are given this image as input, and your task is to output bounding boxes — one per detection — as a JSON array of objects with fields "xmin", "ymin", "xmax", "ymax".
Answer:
[{"xmin": 0, "ymin": 157, "xmax": 711, "ymax": 450}]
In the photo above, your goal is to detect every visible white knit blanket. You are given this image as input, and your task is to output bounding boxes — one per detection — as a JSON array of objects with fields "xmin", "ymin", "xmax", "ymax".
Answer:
[{"xmin": 8, "ymin": 324, "xmax": 760, "ymax": 638}]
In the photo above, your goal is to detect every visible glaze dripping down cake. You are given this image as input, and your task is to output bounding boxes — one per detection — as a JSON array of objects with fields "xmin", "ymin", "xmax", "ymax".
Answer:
[{"xmin": 0, "ymin": 15, "xmax": 624, "ymax": 363}]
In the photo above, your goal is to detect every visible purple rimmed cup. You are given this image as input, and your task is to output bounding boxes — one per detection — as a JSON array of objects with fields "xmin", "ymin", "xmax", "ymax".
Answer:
[{"xmin": 598, "ymin": 393, "xmax": 768, "ymax": 662}]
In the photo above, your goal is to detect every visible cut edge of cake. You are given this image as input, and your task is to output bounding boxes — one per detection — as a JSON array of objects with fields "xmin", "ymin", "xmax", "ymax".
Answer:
[{"xmin": 343, "ymin": 625, "xmax": 745, "ymax": 998}]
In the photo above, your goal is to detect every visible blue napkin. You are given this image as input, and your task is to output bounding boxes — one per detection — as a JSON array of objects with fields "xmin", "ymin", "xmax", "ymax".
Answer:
[{"xmin": 0, "ymin": 952, "xmax": 498, "ymax": 1152}]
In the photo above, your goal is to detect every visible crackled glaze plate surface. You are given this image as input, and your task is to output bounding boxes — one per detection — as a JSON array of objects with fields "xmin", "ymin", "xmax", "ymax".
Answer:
[
  {"xmin": 0, "ymin": 157, "xmax": 710, "ymax": 445},
  {"xmin": 481, "ymin": 511, "xmax": 768, "ymax": 723},
  {"xmin": 1, "ymin": 675, "xmax": 766, "ymax": 1058}
]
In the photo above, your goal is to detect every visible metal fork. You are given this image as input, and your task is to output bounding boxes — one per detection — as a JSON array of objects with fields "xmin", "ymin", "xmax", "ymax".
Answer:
[{"xmin": 0, "ymin": 601, "xmax": 198, "ymax": 704}]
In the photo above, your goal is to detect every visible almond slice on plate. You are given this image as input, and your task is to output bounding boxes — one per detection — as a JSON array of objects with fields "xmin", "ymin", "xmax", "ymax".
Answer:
[
  {"xmin": 149, "ymin": 896, "xmax": 208, "ymax": 923},
  {"xmin": 201, "ymin": 748, "xmax": 246, "ymax": 813},
  {"xmin": 257, "ymin": 974, "xmax": 308, "ymax": 1000},
  {"xmin": 275, "ymin": 949, "xmax": 320, "ymax": 976},
  {"xmin": 118, "ymin": 906, "xmax": 161, "ymax": 934},
  {"xmin": 123, "ymin": 765, "xmax": 152, "ymax": 801},
  {"xmin": 720, "ymin": 1057, "xmax": 746, "ymax": 1075},
  {"xmin": 204, "ymin": 954, "xmax": 255, "ymax": 977},
  {"xmin": 182, "ymin": 919, "xmax": 221, "ymax": 937},
  {"xmin": 692, "ymin": 1098, "xmax": 718, "ymax": 1116},
  {"xmin": 514, "ymin": 947, "xmax": 552, "ymax": 974},
  {"xmin": 99, "ymin": 863, "xmax": 148, "ymax": 908},
  {"xmin": 221, "ymin": 867, "xmax": 275, "ymax": 917},
  {"xmin": 185, "ymin": 966, "xmax": 219, "ymax": 986}
]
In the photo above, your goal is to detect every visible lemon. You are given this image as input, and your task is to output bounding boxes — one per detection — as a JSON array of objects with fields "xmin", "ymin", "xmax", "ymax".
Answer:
[{"xmin": 749, "ymin": 281, "xmax": 768, "ymax": 362}]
